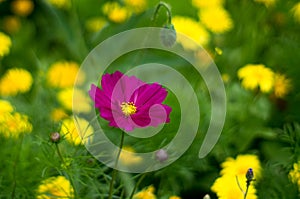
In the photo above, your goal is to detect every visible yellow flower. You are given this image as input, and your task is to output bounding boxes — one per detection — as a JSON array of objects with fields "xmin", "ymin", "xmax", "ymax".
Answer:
[
  {"xmin": 0, "ymin": 32, "xmax": 12, "ymax": 57},
  {"xmin": 199, "ymin": 7, "xmax": 233, "ymax": 34},
  {"xmin": 124, "ymin": 0, "xmax": 147, "ymax": 14},
  {"xmin": 57, "ymin": 87, "xmax": 91, "ymax": 113},
  {"xmin": 211, "ymin": 175, "xmax": 258, "ymax": 199},
  {"xmin": 169, "ymin": 196, "xmax": 181, "ymax": 199},
  {"xmin": 192, "ymin": 0, "xmax": 224, "ymax": 9},
  {"xmin": 172, "ymin": 16, "xmax": 210, "ymax": 50},
  {"xmin": 2, "ymin": 16, "xmax": 21, "ymax": 34},
  {"xmin": 119, "ymin": 146, "xmax": 142, "ymax": 166},
  {"xmin": 291, "ymin": 2, "xmax": 300, "ymax": 23},
  {"xmin": 133, "ymin": 185, "xmax": 156, "ymax": 199},
  {"xmin": 273, "ymin": 73, "xmax": 291, "ymax": 98},
  {"xmin": 85, "ymin": 17, "xmax": 107, "ymax": 32},
  {"xmin": 50, "ymin": 108, "xmax": 68, "ymax": 122},
  {"xmin": 0, "ymin": 99, "xmax": 14, "ymax": 114},
  {"xmin": 220, "ymin": 154, "xmax": 262, "ymax": 179},
  {"xmin": 0, "ymin": 112, "xmax": 32, "ymax": 138},
  {"xmin": 0, "ymin": 68, "xmax": 33, "ymax": 96},
  {"xmin": 221, "ymin": 73, "xmax": 230, "ymax": 83},
  {"xmin": 237, "ymin": 64, "xmax": 274, "ymax": 93},
  {"xmin": 47, "ymin": 61, "xmax": 84, "ymax": 89},
  {"xmin": 254, "ymin": 0, "xmax": 276, "ymax": 8},
  {"xmin": 11, "ymin": 0, "xmax": 34, "ymax": 17},
  {"xmin": 102, "ymin": 2, "xmax": 131, "ymax": 23},
  {"xmin": 48, "ymin": 0, "xmax": 71, "ymax": 9},
  {"xmin": 60, "ymin": 116, "xmax": 93, "ymax": 145},
  {"xmin": 289, "ymin": 161, "xmax": 300, "ymax": 189},
  {"xmin": 36, "ymin": 176, "xmax": 74, "ymax": 199},
  {"xmin": 211, "ymin": 154, "xmax": 262, "ymax": 199}
]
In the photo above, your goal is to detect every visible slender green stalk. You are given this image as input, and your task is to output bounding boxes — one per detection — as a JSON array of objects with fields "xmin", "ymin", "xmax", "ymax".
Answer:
[
  {"xmin": 152, "ymin": 1, "xmax": 172, "ymax": 24},
  {"xmin": 108, "ymin": 131, "xmax": 125, "ymax": 199},
  {"xmin": 129, "ymin": 173, "xmax": 147, "ymax": 199},
  {"xmin": 55, "ymin": 143, "xmax": 65, "ymax": 165},
  {"xmin": 244, "ymin": 181, "xmax": 251, "ymax": 199}
]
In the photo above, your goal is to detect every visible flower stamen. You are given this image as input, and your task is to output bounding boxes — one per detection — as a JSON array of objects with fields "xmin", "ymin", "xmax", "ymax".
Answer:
[{"xmin": 121, "ymin": 102, "xmax": 137, "ymax": 116}]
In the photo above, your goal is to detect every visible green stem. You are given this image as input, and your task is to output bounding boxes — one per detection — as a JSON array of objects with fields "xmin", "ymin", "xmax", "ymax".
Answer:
[
  {"xmin": 152, "ymin": 1, "xmax": 172, "ymax": 24},
  {"xmin": 55, "ymin": 143, "xmax": 65, "ymax": 165},
  {"xmin": 108, "ymin": 131, "xmax": 125, "ymax": 199},
  {"xmin": 244, "ymin": 181, "xmax": 250, "ymax": 199},
  {"xmin": 129, "ymin": 173, "xmax": 147, "ymax": 199}
]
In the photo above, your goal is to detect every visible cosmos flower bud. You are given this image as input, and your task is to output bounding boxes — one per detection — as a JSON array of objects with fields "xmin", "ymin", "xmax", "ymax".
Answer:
[
  {"xmin": 155, "ymin": 149, "xmax": 168, "ymax": 162},
  {"xmin": 203, "ymin": 194, "xmax": 211, "ymax": 199},
  {"xmin": 160, "ymin": 24, "xmax": 177, "ymax": 47},
  {"xmin": 246, "ymin": 168, "xmax": 254, "ymax": 181},
  {"xmin": 50, "ymin": 132, "xmax": 61, "ymax": 143}
]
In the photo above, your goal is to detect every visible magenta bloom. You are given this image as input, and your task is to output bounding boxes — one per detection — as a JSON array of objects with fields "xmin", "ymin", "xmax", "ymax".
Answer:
[{"xmin": 89, "ymin": 71, "xmax": 172, "ymax": 131}]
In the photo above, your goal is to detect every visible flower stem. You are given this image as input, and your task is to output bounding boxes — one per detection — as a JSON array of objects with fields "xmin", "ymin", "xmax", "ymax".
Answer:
[
  {"xmin": 108, "ymin": 131, "xmax": 125, "ymax": 199},
  {"xmin": 129, "ymin": 173, "xmax": 147, "ymax": 199},
  {"xmin": 55, "ymin": 143, "xmax": 65, "ymax": 165},
  {"xmin": 244, "ymin": 181, "xmax": 250, "ymax": 199},
  {"xmin": 152, "ymin": 1, "xmax": 172, "ymax": 24}
]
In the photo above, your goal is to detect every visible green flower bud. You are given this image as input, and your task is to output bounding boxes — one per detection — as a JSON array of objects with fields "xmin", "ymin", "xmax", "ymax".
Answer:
[{"xmin": 160, "ymin": 24, "xmax": 176, "ymax": 47}]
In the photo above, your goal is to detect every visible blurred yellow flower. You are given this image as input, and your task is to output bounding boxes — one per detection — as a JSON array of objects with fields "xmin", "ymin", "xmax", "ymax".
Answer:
[
  {"xmin": 47, "ymin": 61, "xmax": 84, "ymax": 89},
  {"xmin": 254, "ymin": 0, "xmax": 276, "ymax": 8},
  {"xmin": 60, "ymin": 116, "xmax": 93, "ymax": 145},
  {"xmin": 220, "ymin": 154, "xmax": 262, "ymax": 179},
  {"xmin": 211, "ymin": 175, "xmax": 258, "ymax": 199},
  {"xmin": 169, "ymin": 196, "xmax": 181, "ymax": 199},
  {"xmin": 273, "ymin": 73, "xmax": 291, "ymax": 98},
  {"xmin": 36, "ymin": 176, "xmax": 74, "ymax": 199},
  {"xmin": 0, "ymin": 32, "xmax": 12, "ymax": 57},
  {"xmin": 237, "ymin": 64, "xmax": 274, "ymax": 93},
  {"xmin": 221, "ymin": 73, "xmax": 230, "ymax": 83},
  {"xmin": 199, "ymin": 7, "xmax": 233, "ymax": 34},
  {"xmin": 3, "ymin": 16, "xmax": 21, "ymax": 34},
  {"xmin": 48, "ymin": 0, "xmax": 71, "ymax": 9},
  {"xmin": 57, "ymin": 87, "xmax": 91, "ymax": 113},
  {"xmin": 85, "ymin": 17, "xmax": 107, "ymax": 32},
  {"xmin": 211, "ymin": 154, "xmax": 261, "ymax": 199},
  {"xmin": 124, "ymin": 0, "xmax": 147, "ymax": 14},
  {"xmin": 102, "ymin": 2, "xmax": 131, "ymax": 23},
  {"xmin": 50, "ymin": 108, "xmax": 68, "ymax": 122},
  {"xmin": 119, "ymin": 146, "xmax": 142, "ymax": 166},
  {"xmin": 0, "ymin": 112, "xmax": 32, "ymax": 138},
  {"xmin": 0, "ymin": 68, "xmax": 33, "ymax": 96},
  {"xmin": 192, "ymin": 0, "xmax": 224, "ymax": 9},
  {"xmin": 291, "ymin": 2, "xmax": 300, "ymax": 23},
  {"xmin": 172, "ymin": 16, "xmax": 210, "ymax": 50},
  {"xmin": 289, "ymin": 161, "xmax": 300, "ymax": 189},
  {"xmin": 11, "ymin": 0, "xmax": 34, "ymax": 17},
  {"xmin": 133, "ymin": 185, "xmax": 156, "ymax": 199},
  {"xmin": 0, "ymin": 99, "xmax": 14, "ymax": 114}
]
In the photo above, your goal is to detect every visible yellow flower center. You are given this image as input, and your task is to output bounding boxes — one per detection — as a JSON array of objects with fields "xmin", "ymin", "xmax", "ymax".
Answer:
[{"xmin": 121, "ymin": 102, "xmax": 137, "ymax": 116}]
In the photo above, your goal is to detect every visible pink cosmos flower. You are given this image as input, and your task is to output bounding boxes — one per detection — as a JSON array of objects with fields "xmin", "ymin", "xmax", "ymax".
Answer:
[{"xmin": 89, "ymin": 71, "xmax": 172, "ymax": 131}]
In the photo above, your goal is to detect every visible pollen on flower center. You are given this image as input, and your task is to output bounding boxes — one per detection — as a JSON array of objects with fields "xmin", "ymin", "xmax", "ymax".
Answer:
[{"xmin": 121, "ymin": 102, "xmax": 137, "ymax": 116}]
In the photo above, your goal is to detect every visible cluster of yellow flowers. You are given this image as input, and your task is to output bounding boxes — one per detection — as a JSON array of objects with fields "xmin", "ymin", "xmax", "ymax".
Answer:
[
  {"xmin": 211, "ymin": 154, "xmax": 262, "ymax": 199},
  {"xmin": 36, "ymin": 175, "xmax": 74, "ymax": 199},
  {"xmin": 289, "ymin": 161, "xmax": 300, "ymax": 189},
  {"xmin": 0, "ymin": 68, "xmax": 33, "ymax": 96},
  {"xmin": 133, "ymin": 185, "xmax": 181, "ymax": 199},
  {"xmin": 237, "ymin": 64, "xmax": 291, "ymax": 98},
  {"xmin": 0, "ymin": 99, "xmax": 32, "ymax": 138},
  {"xmin": 102, "ymin": 0, "xmax": 147, "ymax": 23},
  {"xmin": 0, "ymin": 32, "xmax": 12, "ymax": 57},
  {"xmin": 46, "ymin": 60, "xmax": 91, "ymax": 122},
  {"xmin": 192, "ymin": 0, "xmax": 233, "ymax": 34}
]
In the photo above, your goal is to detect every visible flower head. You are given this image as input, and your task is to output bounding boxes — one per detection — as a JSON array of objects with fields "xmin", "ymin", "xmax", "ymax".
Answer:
[
  {"xmin": 124, "ymin": 0, "xmax": 147, "ymax": 14},
  {"xmin": 102, "ymin": 2, "xmax": 131, "ymax": 23},
  {"xmin": 237, "ymin": 64, "xmax": 274, "ymax": 93},
  {"xmin": 273, "ymin": 73, "xmax": 291, "ymax": 98},
  {"xmin": 172, "ymin": 16, "xmax": 210, "ymax": 50},
  {"xmin": 36, "ymin": 176, "xmax": 74, "ymax": 199},
  {"xmin": 211, "ymin": 154, "xmax": 262, "ymax": 199},
  {"xmin": 85, "ymin": 17, "xmax": 107, "ymax": 32},
  {"xmin": 0, "ymin": 99, "xmax": 14, "ymax": 114},
  {"xmin": 119, "ymin": 146, "xmax": 143, "ymax": 166},
  {"xmin": 89, "ymin": 71, "xmax": 172, "ymax": 132},
  {"xmin": 192, "ymin": 0, "xmax": 224, "ymax": 9},
  {"xmin": 11, "ymin": 0, "xmax": 34, "ymax": 17},
  {"xmin": 291, "ymin": 2, "xmax": 300, "ymax": 23},
  {"xmin": 133, "ymin": 185, "xmax": 156, "ymax": 199},
  {"xmin": 0, "ymin": 32, "xmax": 12, "ymax": 57},
  {"xmin": 0, "ymin": 68, "xmax": 33, "ymax": 96},
  {"xmin": 60, "ymin": 116, "xmax": 93, "ymax": 145},
  {"xmin": 47, "ymin": 61, "xmax": 84, "ymax": 88},
  {"xmin": 199, "ymin": 7, "xmax": 233, "ymax": 34},
  {"xmin": 289, "ymin": 161, "xmax": 300, "ymax": 189}
]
